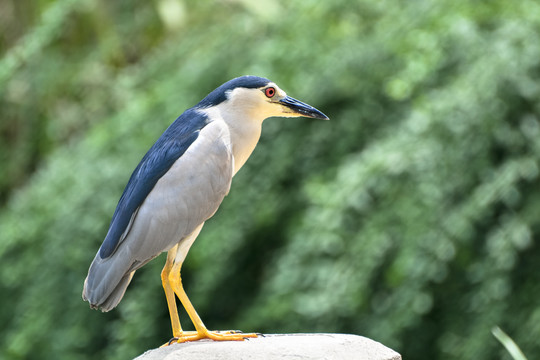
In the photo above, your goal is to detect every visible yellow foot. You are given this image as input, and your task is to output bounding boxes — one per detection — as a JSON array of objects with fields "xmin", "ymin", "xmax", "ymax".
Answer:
[
  {"xmin": 201, "ymin": 330, "xmax": 258, "ymax": 342},
  {"xmin": 160, "ymin": 332, "xmax": 199, "ymax": 347},
  {"xmin": 163, "ymin": 330, "xmax": 258, "ymax": 345}
]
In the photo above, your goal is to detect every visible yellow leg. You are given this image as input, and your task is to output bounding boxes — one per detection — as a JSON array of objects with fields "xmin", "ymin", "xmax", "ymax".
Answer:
[
  {"xmin": 160, "ymin": 246, "xmax": 198, "ymax": 347},
  {"xmin": 168, "ymin": 260, "xmax": 258, "ymax": 343},
  {"xmin": 161, "ymin": 245, "xmax": 182, "ymax": 338}
]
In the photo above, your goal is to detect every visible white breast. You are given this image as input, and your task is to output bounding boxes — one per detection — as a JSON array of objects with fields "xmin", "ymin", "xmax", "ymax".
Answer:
[{"xmin": 198, "ymin": 106, "xmax": 264, "ymax": 175}]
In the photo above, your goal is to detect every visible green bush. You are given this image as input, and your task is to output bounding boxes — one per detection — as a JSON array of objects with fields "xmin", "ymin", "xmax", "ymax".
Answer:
[{"xmin": 1, "ymin": 1, "xmax": 539, "ymax": 359}]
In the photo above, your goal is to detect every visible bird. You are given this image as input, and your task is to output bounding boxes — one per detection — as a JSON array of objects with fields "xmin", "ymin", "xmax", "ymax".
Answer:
[{"xmin": 82, "ymin": 75, "xmax": 329, "ymax": 344}]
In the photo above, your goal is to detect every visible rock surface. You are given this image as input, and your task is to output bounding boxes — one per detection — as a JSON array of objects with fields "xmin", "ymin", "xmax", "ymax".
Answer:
[{"xmin": 134, "ymin": 333, "xmax": 401, "ymax": 360}]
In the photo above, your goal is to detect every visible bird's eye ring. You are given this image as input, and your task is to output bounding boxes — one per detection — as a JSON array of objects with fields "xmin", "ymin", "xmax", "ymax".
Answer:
[{"xmin": 265, "ymin": 87, "xmax": 276, "ymax": 98}]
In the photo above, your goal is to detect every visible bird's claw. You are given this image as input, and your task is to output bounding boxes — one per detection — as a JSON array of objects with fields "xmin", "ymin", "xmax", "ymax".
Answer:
[{"xmin": 162, "ymin": 330, "xmax": 258, "ymax": 345}]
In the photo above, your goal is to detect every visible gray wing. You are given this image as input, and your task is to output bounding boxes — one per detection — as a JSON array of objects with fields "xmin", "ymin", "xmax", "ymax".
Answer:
[
  {"xmin": 83, "ymin": 120, "xmax": 233, "ymax": 311},
  {"xmin": 99, "ymin": 108, "xmax": 211, "ymax": 259}
]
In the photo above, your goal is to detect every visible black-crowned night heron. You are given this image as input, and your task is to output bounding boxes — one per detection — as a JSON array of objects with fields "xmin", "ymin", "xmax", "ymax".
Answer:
[{"xmin": 83, "ymin": 75, "xmax": 329, "ymax": 344}]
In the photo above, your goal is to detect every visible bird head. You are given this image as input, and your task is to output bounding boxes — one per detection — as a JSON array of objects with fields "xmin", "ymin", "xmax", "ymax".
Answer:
[{"xmin": 197, "ymin": 76, "xmax": 329, "ymax": 121}]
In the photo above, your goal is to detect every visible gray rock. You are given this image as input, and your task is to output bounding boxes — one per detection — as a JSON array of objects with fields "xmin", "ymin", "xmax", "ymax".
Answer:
[{"xmin": 134, "ymin": 333, "xmax": 401, "ymax": 360}]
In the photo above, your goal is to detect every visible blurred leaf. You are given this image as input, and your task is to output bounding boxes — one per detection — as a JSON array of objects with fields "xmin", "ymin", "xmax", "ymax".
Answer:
[{"xmin": 492, "ymin": 326, "xmax": 528, "ymax": 360}]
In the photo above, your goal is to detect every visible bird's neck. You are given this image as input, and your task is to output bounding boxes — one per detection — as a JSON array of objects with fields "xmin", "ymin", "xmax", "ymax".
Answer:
[
  {"xmin": 227, "ymin": 118, "xmax": 263, "ymax": 174},
  {"xmin": 199, "ymin": 106, "xmax": 264, "ymax": 175}
]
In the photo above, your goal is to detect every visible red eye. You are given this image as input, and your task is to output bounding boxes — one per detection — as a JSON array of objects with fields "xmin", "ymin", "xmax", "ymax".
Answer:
[{"xmin": 265, "ymin": 87, "xmax": 276, "ymax": 98}]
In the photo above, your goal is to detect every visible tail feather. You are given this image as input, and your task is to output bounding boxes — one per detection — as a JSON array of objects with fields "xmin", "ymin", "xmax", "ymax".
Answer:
[
  {"xmin": 88, "ymin": 272, "xmax": 134, "ymax": 312},
  {"xmin": 82, "ymin": 246, "xmax": 136, "ymax": 312}
]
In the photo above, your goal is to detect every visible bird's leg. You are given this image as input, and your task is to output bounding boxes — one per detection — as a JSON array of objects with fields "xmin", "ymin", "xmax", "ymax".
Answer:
[
  {"xmin": 160, "ymin": 246, "xmax": 198, "ymax": 347},
  {"xmin": 168, "ymin": 260, "xmax": 258, "ymax": 343},
  {"xmin": 161, "ymin": 245, "xmax": 182, "ymax": 338}
]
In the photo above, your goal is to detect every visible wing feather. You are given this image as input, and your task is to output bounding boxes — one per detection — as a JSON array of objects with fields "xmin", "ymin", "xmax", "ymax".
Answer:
[{"xmin": 99, "ymin": 109, "xmax": 211, "ymax": 258}]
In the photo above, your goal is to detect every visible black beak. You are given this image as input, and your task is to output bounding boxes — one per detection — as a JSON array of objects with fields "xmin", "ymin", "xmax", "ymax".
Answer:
[{"xmin": 279, "ymin": 96, "xmax": 329, "ymax": 120}]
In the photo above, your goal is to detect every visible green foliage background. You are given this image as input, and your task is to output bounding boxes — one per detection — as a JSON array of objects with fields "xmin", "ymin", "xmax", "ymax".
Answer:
[{"xmin": 1, "ymin": 0, "xmax": 539, "ymax": 359}]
